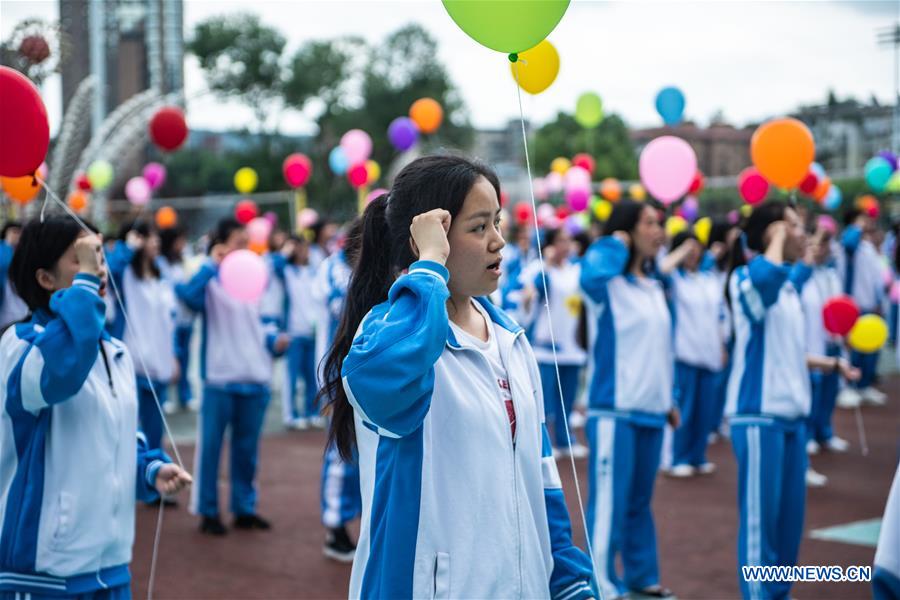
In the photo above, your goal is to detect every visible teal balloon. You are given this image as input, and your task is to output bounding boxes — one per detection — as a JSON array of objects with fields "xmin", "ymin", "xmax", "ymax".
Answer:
[
  {"xmin": 823, "ymin": 184, "xmax": 842, "ymax": 211},
  {"xmin": 442, "ymin": 0, "xmax": 570, "ymax": 53},
  {"xmin": 329, "ymin": 147, "xmax": 349, "ymax": 176},
  {"xmin": 655, "ymin": 87, "xmax": 685, "ymax": 126},
  {"xmin": 575, "ymin": 92, "xmax": 603, "ymax": 129},
  {"xmin": 864, "ymin": 157, "xmax": 893, "ymax": 193}
]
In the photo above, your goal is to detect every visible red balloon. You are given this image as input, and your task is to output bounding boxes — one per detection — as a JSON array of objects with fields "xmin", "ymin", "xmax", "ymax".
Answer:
[
  {"xmin": 499, "ymin": 190, "xmax": 509, "ymax": 208},
  {"xmin": 799, "ymin": 171, "xmax": 818, "ymax": 195},
  {"xmin": 514, "ymin": 202, "xmax": 532, "ymax": 225},
  {"xmin": 0, "ymin": 66, "xmax": 49, "ymax": 177},
  {"xmin": 572, "ymin": 153, "xmax": 595, "ymax": 175},
  {"xmin": 235, "ymin": 199, "xmax": 258, "ymax": 225},
  {"xmin": 282, "ymin": 153, "xmax": 312, "ymax": 188},
  {"xmin": 555, "ymin": 205, "xmax": 570, "ymax": 220},
  {"xmin": 347, "ymin": 163, "xmax": 368, "ymax": 189},
  {"xmin": 738, "ymin": 167, "xmax": 769, "ymax": 205},
  {"xmin": 19, "ymin": 35, "xmax": 51, "ymax": 64},
  {"xmin": 76, "ymin": 173, "xmax": 92, "ymax": 191},
  {"xmin": 822, "ymin": 296, "xmax": 859, "ymax": 336},
  {"xmin": 149, "ymin": 106, "xmax": 188, "ymax": 152},
  {"xmin": 689, "ymin": 171, "xmax": 704, "ymax": 194}
]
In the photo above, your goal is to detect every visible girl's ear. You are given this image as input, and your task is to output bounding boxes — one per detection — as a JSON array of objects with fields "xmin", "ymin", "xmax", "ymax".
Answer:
[
  {"xmin": 36, "ymin": 268, "xmax": 56, "ymax": 293},
  {"xmin": 409, "ymin": 237, "xmax": 420, "ymax": 259}
]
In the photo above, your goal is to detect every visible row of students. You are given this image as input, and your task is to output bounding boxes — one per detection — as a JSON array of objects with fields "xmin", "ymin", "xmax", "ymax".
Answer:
[{"xmin": 0, "ymin": 217, "xmax": 191, "ymax": 599}]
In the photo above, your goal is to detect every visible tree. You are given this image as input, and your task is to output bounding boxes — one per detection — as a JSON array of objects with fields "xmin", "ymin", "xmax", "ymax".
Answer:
[
  {"xmin": 188, "ymin": 14, "xmax": 287, "ymax": 131},
  {"xmin": 531, "ymin": 112, "xmax": 638, "ymax": 180}
]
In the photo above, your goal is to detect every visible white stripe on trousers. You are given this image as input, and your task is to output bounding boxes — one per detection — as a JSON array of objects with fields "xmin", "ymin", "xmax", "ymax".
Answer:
[
  {"xmin": 747, "ymin": 425, "xmax": 763, "ymax": 600},
  {"xmin": 591, "ymin": 417, "xmax": 618, "ymax": 600}
]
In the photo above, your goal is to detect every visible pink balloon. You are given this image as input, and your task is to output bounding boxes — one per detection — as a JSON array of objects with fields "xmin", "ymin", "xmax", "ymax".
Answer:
[
  {"xmin": 247, "ymin": 217, "xmax": 272, "ymax": 244},
  {"xmin": 566, "ymin": 187, "xmax": 589, "ymax": 212},
  {"xmin": 738, "ymin": 167, "xmax": 769, "ymax": 205},
  {"xmin": 532, "ymin": 177, "xmax": 548, "ymax": 201},
  {"xmin": 890, "ymin": 281, "xmax": 900, "ymax": 303},
  {"xmin": 142, "ymin": 162, "xmax": 166, "ymax": 190},
  {"xmin": 220, "ymin": 249, "xmax": 268, "ymax": 303},
  {"xmin": 545, "ymin": 171, "xmax": 564, "ymax": 194},
  {"xmin": 537, "ymin": 202, "xmax": 555, "ymax": 222},
  {"xmin": 263, "ymin": 211, "xmax": 278, "ymax": 226},
  {"xmin": 283, "ymin": 153, "xmax": 312, "ymax": 188},
  {"xmin": 565, "ymin": 166, "xmax": 591, "ymax": 190},
  {"xmin": 125, "ymin": 176, "xmax": 151, "ymax": 206},
  {"xmin": 727, "ymin": 210, "xmax": 739, "ymax": 225},
  {"xmin": 340, "ymin": 129, "xmax": 372, "ymax": 165},
  {"xmin": 816, "ymin": 215, "xmax": 837, "ymax": 235},
  {"xmin": 366, "ymin": 188, "xmax": 389, "ymax": 204},
  {"xmin": 639, "ymin": 136, "xmax": 697, "ymax": 204},
  {"xmin": 297, "ymin": 207, "xmax": 319, "ymax": 230}
]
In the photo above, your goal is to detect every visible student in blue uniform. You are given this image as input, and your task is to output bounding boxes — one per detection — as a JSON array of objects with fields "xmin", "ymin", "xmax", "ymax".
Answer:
[
  {"xmin": 0, "ymin": 217, "xmax": 191, "ymax": 599},
  {"xmin": 318, "ymin": 155, "xmax": 595, "ymax": 600},
  {"xmin": 659, "ymin": 230, "xmax": 727, "ymax": 477},
  {"xmin": 0, "ymin": 221, "xmax": 28, "ymax": 331},
  {"xmin": 580, "ymin": 200, "xmax": 678, "ymax": 600},
  {"xmin": 176, "ymin": 217, "xmax": 289, "ymax": 536},
  {"xmin": 874, "ymin": 461, "xmax": 900, "ymax": 600},
  {"xmin": 271, "ymin": 235, "xmax": 320, "ymax": 430},
  {"xmin": 725, "ymin": 202, "xmax": 859, "ymax": 600},
  {"xmin": 106, "ymin": 223, "xmax": 177, "ymax": 452},
  {"xmin": 315, "ymin": 220, "xmax": 363, "ymax": 562},
  {"xmin": 159, "ymin": 226, "xmax": 197, "ymax": 412}
]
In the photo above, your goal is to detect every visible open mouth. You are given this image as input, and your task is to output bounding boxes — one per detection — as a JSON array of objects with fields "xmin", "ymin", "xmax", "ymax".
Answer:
[{"xmin": 487, "ymin": 258, "xmax": 502, "ymax": 275}]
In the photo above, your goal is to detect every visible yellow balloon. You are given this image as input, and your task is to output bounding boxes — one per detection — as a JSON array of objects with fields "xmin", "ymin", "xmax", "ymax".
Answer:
[
  {"xmin": 234, "ymin": 167, "xmax": 258, "ymax": 194},
  {"xmin": 628, "ymin": 183, "xmax": 646, "ymax": 201},
  {"xmin": 665, "ymin": 216, "xmax": 688, "ymax": 238},
  {"xmin": 510, "ymin": 40, "xmax": 559, "ymax": 95},
  {"xmin": 848, "ymin": 314, "xmax": 888, "ymax": 353},
  {"xmin": 694, "ymin": 217, "xmax": 712, "ymax": 246},
  {"xmin": 740, "ymin": 204, "xmax": 753, "ymax": 218},
  {"xmin": 365, "ymin": 160, "xmax": 381, "ymax": 184},
  {"xmin": 551, "ymin": 157, "xmax": 571, "ymax": 175},
  {"xmin": 593, "ymin": 199, "xmax": 613, "ymax": 221}
]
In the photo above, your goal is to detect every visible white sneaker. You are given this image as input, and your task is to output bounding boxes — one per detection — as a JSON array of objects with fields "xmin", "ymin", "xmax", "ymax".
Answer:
[
  {"xmin": 667, "ymin": 464, "xmax": 695, "ymax": 478},
  {"xmin": 187, "ymin": 398, "xmax": 201, "ymax": 412},
  {"xmin": 836, "ymin": 387, "xmax": 862, "ymax": 409},
  {"xmin": 806, "ymin": 440, "xmax": 820, "ymax": 455},
  {"xmin": 288, "ymin": 417, "xmax": 309, "ymax": 431},
  {"xmin": 824, "ymin": 436, "xmax": 850, "ymax": 453},
  {"xmin": 861, "ymin": 387, "xmax": 887, "ymax": 406},
  {"xmin": 568, "ymin": 411, "xmax": 587, "ymax": 430},
  {"xmin": 806, "ymin": 468, "xmax": 828, "ymax": 487},
  {"xmin": 697, "ymin": 462, "xmax": 716, "ymax": 475},
  {"xmin": 163, "ymin": 402, "xmax": 179, "ymax": 416}
]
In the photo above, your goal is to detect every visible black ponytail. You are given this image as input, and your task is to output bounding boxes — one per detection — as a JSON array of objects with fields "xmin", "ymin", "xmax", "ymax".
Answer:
[{"xmin": 319, "ymin": 154, "xmax": 501, "ymax": 460}]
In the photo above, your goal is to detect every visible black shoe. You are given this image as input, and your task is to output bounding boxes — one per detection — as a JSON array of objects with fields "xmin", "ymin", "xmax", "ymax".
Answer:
[
  {"xmin": 323, "ymin": 526, "xmax": 356, "ymax": 563},
  {"xmin": 632, "ymin": 585, "xmax": 673, "ymax": 598},
  {"xmin": 233, "ymin": 513, "xmax": 271, "ymax": 530},
  {"xmin": 199, "ymin": 516, "xmax": 227, "ymax": 536}
]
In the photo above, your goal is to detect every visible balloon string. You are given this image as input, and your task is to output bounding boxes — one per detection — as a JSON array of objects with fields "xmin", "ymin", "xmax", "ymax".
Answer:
[
  {"xmin": 36, "ymin": 177, "xmax": 185, "ymax": 599},
  {"xmin": 511, "ymin": 60, "xmax": 599, "ymax": 594},
  {"xmin": 854, "ymin": 405, "xmax": 869, "ymax": 457}
]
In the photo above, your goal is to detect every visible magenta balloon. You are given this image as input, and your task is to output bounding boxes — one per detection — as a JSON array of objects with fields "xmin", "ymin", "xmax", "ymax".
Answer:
[
  {"xmin": 387, "ymin": 117, "xmax": 419, "ymax": 151},
  {"xmin": 738, "ymin": 167, "xmax": 769, "ymax": 205},
  {"xmin": 142, "ymin": 162, "xmax": 167, "ymax": 190},
  {"xmin": 366, "ymin": 188, "xmax": 389, "ymax": 205},
  {"xmin": 340, "ymin": 129, "xmax": 373, "ymax": 165},
  {"xmin": 565, "ymin": 186, "xmax": 589, "ymax": 212},
  {"xmin": 283, "ymin": 153, "xmax": 312, "ymax": 188},
  {"xmin": 125, "ymin": 176, "xmax": 151, "ymax": 206},
  {"xmin": 263, "ymin": 211, "xmax": 278, "ymax": 226},
  {"xmin": 220, "ymin": 249, "xmax": 268, "ymax": 303},
  {"xmin": 639, "ymin": 136, "xmax": 697, "ymax": 204}
]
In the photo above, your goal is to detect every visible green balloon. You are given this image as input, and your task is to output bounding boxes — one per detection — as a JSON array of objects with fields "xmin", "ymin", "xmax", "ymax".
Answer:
[
  {"xmin": 886, "ymin": 171, "xmax": 900, "ymax": 193},
  {"xmin": 442, "ymin": 0, "xmax": 570, "ymax": 54},
  {"xmin": 575, "ymin": 92, "xmax": 603, "ymax": 129},
  {"xmin": 87, "ymin": 160, "xmax": 114, "ymax": 191}
]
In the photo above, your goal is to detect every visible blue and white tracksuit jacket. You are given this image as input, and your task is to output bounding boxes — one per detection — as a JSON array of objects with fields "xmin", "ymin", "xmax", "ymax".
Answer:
[
  {"xmin": 0, "ymin": 274, "xmax": 167, "ymax": 596},
  {"xmin": 342, "ymin": 260, "xmax": 594, "ymax": 600},
  {"xmin": 0, "ymin": 241, "xmax": 28, "ymax": 331},
  {"xmin": 727, "ymin": 256, "xmax": 813, "ymax": 600}
]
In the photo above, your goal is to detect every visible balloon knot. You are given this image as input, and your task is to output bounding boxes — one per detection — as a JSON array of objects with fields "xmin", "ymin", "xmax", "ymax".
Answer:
[{"xmin": 508, "ymin": 53, "xmax": 518, "ymax": 63}]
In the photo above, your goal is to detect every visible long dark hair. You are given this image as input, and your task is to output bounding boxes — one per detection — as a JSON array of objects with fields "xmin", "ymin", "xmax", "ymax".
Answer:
[
  {"xmin": 159, "ymin": 225, "xmax": 186, "ymax": 264},
  {"xmin": 9, "ymin": 216, "xmax": 99, "ymax": 313},
  {"xmin": 708, "ymin": 217, "xmax": 735, "ymax": 271},
  {"xmin": 603, "ymin": 200, "xmax": 656, "ymax": 274},
  {"xmin": 724, "ymin": 201, "xmax": 788, "ymax": 307},
  {"xmin": 128, "ymin": 221, "xmax": 161, "ymax": 280},
  {"xmin": 320, "ymin": 154, "xmax": 500, "ymax": 460}
]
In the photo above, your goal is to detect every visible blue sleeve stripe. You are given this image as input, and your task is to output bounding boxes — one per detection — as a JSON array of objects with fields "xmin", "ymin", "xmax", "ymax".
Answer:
[{"xmin": 145, "ymin": 459, "xmax": 165, "ymax": 487}]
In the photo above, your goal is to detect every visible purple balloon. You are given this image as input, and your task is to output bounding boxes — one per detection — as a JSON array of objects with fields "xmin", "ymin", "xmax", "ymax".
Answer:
[
  {"xmin": 876, "ymin": 150, "xmax": 898, "ymax": 172},
  {"xmin": 388, "ymin": 117, "xmax": 419, "ymax": 152}
]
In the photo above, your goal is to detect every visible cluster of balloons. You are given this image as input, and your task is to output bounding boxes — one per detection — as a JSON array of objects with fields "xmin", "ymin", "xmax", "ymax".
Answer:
[
  {"xmin": 855, "ymin": 194, "xmax": 881, "ymax": 219},
  {"xmin": 387, "ymin": 97, "xmax": 444, "ymax": 153},
  {"xmin": 864, "ymin": 151, "xmax": 899, "ymax": 194},
  {"xmin": 328, "ymin": 129, "xmax": 381, "ymax": 190},
  {"xmin": 123, "ymin": 162, "xmax": 167, "ymax": 206},
  {"xmin": 822, "ymin": 295, "xmax": 888, "ymax": 353}
]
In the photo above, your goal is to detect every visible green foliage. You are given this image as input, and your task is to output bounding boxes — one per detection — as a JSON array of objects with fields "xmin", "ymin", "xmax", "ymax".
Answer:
[{"xmin": 531, "ymin": 112, "xmax": 638, "ymax": 180}]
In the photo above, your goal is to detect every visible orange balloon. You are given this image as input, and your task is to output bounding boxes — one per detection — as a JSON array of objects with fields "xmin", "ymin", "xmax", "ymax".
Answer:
[
  {"xmin": 750, "ymin": 118, "xmax": 815, "ymax": 189},
  {"xmin": 1, "ymin": 162, "xmax": 47, "ymax": 204},
  {"xmin": 248, "ymin": 239, "xmax": 268, "ymax": 255},
  {"xmin": 156, "ymin": 206, "xmax": 177, "ymax": 229},
  {"xmin": 409, "ymin": 98, "xmax": 443, "ymax": 134},
  {"xmin": 68, "ymin": 190, "xmax": 88, "ymax": 213},
  {"xmin": 856, "ymin": 194, "xmax": 877, "ymax": 211},
  {"xmin": 600, "ymin": 178, "xmax": 622, "ymax": 202},
  {"xmin": 812, "ymin": 176, "xmax": 831, "ymax": 202}
]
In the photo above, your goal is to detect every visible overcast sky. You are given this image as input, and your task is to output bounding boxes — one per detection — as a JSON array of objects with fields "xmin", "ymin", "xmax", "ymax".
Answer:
[{"xmin": 2, "ymin": 0, "xmax": 898, "ymax": 137}]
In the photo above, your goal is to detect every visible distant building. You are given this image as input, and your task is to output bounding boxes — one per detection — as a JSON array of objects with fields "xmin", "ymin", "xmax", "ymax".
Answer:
[
  {"xmin": 472, "ymin": 119, "xmax": 532, "ymax": 204},
  {"xmin": 793, "ymin": 94, "xmax": 895, "ymax": 176},
  {"xmin": 631, "ymin": 121, "xmax": 754, "ymax": 178}
]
